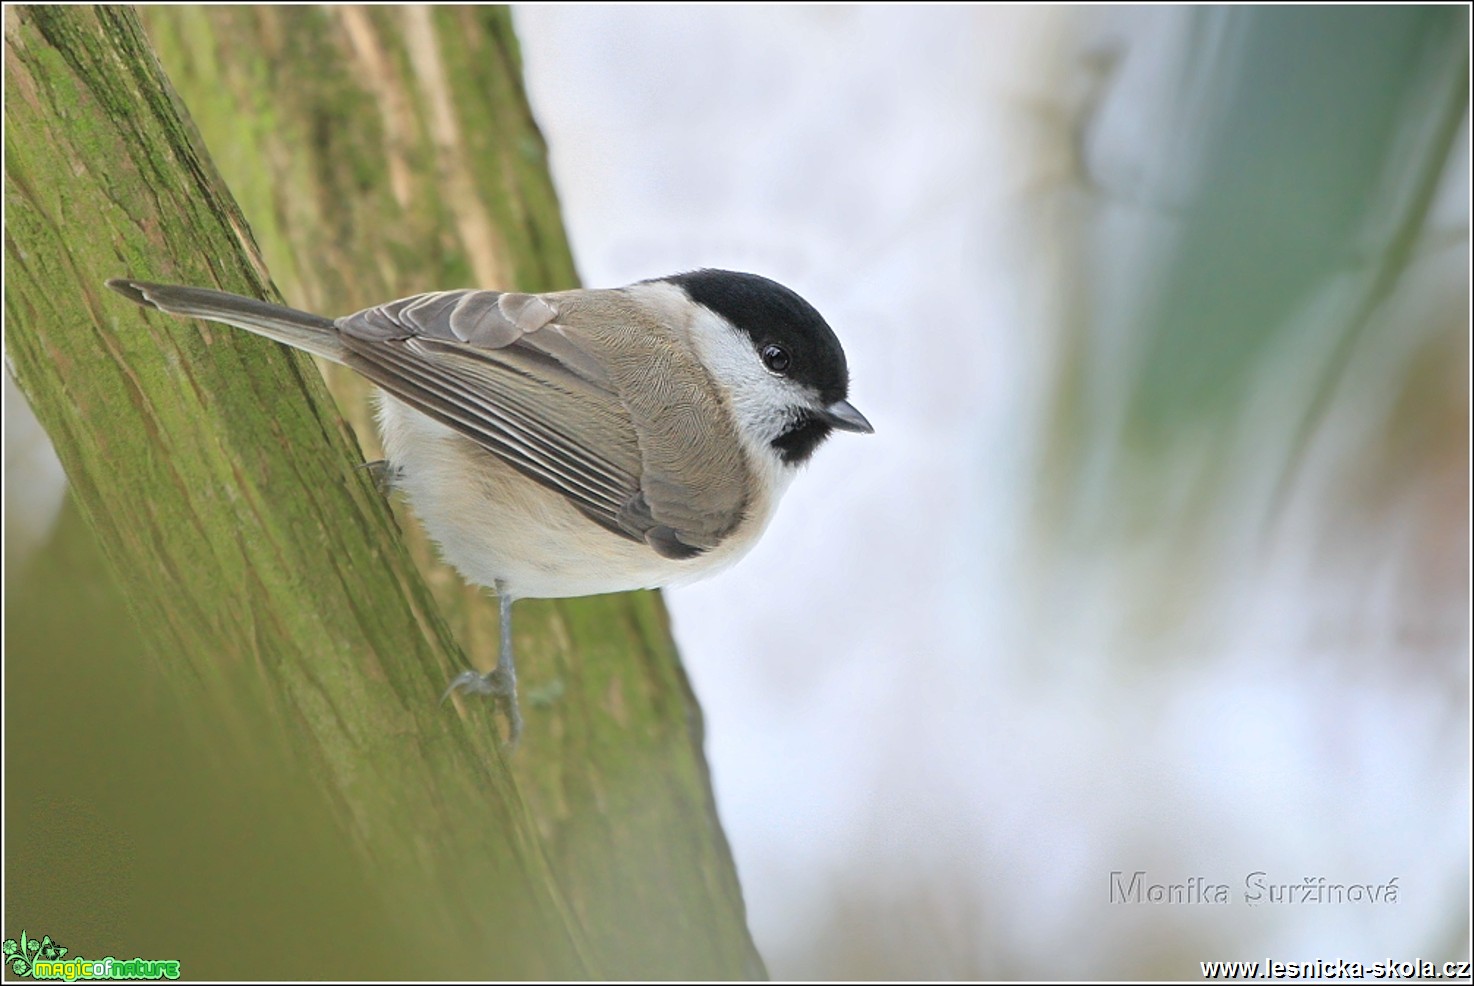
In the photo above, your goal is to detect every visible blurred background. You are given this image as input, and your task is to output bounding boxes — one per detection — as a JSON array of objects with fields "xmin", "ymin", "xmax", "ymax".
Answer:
[
  {"xmin": 7, "ymin": 4, "xmax": 1470, "ymax": 979},
  {"xmin": 512, "ymin": 5, "xmax": 1469, "ymax": 977}
]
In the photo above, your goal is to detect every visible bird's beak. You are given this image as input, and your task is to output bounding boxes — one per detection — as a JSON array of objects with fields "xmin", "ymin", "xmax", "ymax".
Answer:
[{"xmin": 820, "ymin": 399, "xmax": 874, "ymax": 434}]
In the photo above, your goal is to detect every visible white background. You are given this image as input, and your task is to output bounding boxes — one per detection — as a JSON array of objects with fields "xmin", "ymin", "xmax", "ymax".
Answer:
[{"xmin": 513, "ymin": 6, "xmax": 1470, "ymax": 977}]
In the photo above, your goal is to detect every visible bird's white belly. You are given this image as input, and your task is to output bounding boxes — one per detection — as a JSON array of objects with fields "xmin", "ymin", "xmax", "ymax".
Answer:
[{"xmin": 375, "ymin": 396, "xmax": 764, "ymax": 600}]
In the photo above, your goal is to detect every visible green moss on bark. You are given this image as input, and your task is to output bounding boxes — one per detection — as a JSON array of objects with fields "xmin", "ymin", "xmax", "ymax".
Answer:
[
  {"xmin": 6, "ymin": 6, "xmax": 586, "ymax": 977},
  {"xmin": 9, "ymin": 4, "xmax": 762, "ymax": 979}
]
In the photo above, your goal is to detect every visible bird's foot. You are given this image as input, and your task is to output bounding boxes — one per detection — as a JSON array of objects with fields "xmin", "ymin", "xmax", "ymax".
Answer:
[
  {"xmin": 358, "ymin": 459, "xmax": 403, "ymax": 496},
  {"xmin": 441, "ymin": 667, "xmax": 523, "ymax": 750}
]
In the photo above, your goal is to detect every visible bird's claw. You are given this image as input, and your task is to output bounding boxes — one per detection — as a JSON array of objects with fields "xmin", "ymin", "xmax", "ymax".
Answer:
[
  {"xmin": 358, "ymin": 459, "xmax": 402, "ymax": 496},
  {"xmin": 441, "ymin": 667, "xmax": 523, "ymax": 750},
  {"xmin": 440, "ymin": 668, "xmax": 500, "ymax": 703}
]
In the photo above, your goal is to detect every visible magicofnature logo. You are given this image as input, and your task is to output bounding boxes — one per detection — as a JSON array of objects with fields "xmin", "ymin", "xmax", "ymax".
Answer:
[
  {"xmin": 3, "ymin": 932, "xmax": 180, "ymax": 980},
  {"xmin": 4, "ymin": 931, "xmax": 66, "ymax": 977}
]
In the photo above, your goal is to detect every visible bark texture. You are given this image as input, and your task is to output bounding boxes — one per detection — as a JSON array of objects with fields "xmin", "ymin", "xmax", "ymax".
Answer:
[{"xmin": 6, "ymin": 5, "xmax": 760, "ymax": 978}]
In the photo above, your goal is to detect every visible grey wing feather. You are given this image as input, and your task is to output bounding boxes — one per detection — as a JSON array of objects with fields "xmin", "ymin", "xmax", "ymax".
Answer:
[{"xmin": 335, "ymin": 289, "xmax": 747, "ymax": 558}]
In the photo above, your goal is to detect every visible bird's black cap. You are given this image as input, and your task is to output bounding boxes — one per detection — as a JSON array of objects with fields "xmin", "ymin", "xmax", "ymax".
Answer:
[{"xmin": 661, "ymin": 269, "xmax": 852, "ymax": 406}]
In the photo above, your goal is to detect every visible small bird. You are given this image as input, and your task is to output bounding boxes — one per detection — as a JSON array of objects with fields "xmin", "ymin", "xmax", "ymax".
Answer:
[{"xmin": 106, "ymin": 270, "xmax": 872, "ymax": 746}]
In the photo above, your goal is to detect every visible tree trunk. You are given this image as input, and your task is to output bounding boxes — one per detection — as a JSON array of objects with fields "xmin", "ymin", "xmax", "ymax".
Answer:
[{"xmin": 5, "ymin": 5, "xmax": 760, "ymax": 978}]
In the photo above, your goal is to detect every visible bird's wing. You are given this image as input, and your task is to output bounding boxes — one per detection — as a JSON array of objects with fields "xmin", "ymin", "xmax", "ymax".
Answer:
[{"xmin": 335, "ymin": 289, "xmax": 749, "ymax": 558}]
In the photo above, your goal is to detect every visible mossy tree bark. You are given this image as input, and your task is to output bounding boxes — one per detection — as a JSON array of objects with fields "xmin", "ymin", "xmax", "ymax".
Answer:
[{"xmin": 5, "ymin": 5, "xmax": 760, "ymax": 978}]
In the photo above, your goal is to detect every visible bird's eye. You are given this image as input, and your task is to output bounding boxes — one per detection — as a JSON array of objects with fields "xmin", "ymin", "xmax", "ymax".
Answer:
[{"xmin": 761, "ymin": 344, "xmax": 791, "ymax": 374}]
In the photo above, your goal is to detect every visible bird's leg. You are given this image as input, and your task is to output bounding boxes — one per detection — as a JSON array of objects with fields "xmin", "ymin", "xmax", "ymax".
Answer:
[{"xmin": 440, "ymin": 583, "xmax": 523, "ymax": 749}]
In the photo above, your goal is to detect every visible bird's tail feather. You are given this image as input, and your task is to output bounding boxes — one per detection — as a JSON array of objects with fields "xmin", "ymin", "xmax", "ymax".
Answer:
[{"xmin": 105, "ymin": 279, "xmax": 346, "ymax": 363}]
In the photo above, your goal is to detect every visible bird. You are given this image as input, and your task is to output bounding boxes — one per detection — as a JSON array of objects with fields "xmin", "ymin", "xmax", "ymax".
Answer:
[{"xmin": 106, "ymin": 270, "xmax": 872, "ymax": 746}]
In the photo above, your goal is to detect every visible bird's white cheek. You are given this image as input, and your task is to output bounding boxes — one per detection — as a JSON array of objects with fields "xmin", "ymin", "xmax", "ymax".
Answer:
[{"xmin": 681, "ymin": 308, "xmax": 813, "ymax": 447}]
